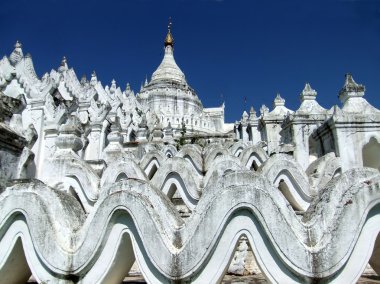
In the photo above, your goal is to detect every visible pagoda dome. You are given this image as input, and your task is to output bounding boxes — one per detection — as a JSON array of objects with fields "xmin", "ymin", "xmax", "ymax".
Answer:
[
  {"xmin": 149, "ymin": 20, "xmax": 187, "ymax": 86},
  {"xmin": 137, "ymin": 20, "xmax": 204, "ymax": 124},
  {"xmin": 150, "ymin": 43, "xmax": 186, "ymax": 85}
]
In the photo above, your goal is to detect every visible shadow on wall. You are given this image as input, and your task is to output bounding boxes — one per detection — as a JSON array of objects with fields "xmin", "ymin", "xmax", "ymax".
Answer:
[{"xmin": 363, "ymin": 137, "xmax": 380, "ymax": 171}]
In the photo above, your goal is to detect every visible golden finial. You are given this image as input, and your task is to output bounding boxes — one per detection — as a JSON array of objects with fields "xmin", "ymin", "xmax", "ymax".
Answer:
[{"xmin": 165, "ymin": 17, "xmax": 174, "ymax": 47}]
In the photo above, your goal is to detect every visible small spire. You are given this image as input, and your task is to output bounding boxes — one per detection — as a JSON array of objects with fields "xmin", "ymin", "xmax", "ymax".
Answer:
[
  {"xmin": 144, "ymin": 75, "xmax": 148, "ymax": 86},
  {"xmin": 110, "ymin": 79, "xmax": 117, "ymax": 93},
  {"xmin": 58, "ymin": 56, "xmax": 68, "ymax": 72},
  {"xmin": 342, "ymin": 73, "xmax": 364, "ymax": 92},
  {"xmin": 249, "ymin": 106, "xmax": 256, "ymax": 119},
  {"xmin": 126, "ymin": 83, "xmax": 131, "ymax": 91},
  {"xmin": 273, "ymin": 93, "xmax": 285, "ymax": 108},
  {"xmin": 242, "ymin": 111, "xmax": 249, "ymax": 122},
  {"xmin": 300, "ymin": 83, "xmax": 317, "ymax": 102},
  {"xmin": 260, "ymin": 104, "xmax": 269, "ymax": 116},
  {"xmin": 15, "ymin": 40, "xmax": 22, "ymax": 49},
  {"xmin": 164, "ymin": 17, "xmax": 174, "ymax": 47},
  {"xmin": 90, "ymin": 71, "xmax": 97, "ymax": 86},
  {"xmin": 61, "ymin": 56, "xmax": 67, "ymax": 66},
  {"xmin": 80, "ymin": 74, "xmax": 87, "ymax": 84},
  {"xmin": 9, "ymin": 40, "xmax": 24, "ymax": 65},
  {"xmin": 338, "ymin": 73, "xmax": 365, "ymax": 104}
]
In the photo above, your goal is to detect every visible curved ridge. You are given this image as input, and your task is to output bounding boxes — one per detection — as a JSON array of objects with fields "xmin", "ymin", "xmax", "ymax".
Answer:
[
  {"xmin": 139, "ymin": 150, "xmax": 166, "ymax": 178},
  {"xmin": 228, "ymin": 141, "xmax": 249, "ymax": 157},
  {"xmin": 41, "ymin": 152, "xmax": 100, "ymax": 211},
  {"xmin": 239, "ymin": 145, "xmax": 269, "ymax": 170},
  {"xmin": 177, "ymin": 145, "xmax": 204, "ymax": 174},
  {"xmin": 0, "ymin": 169, "xmax": 379, "ymax": 283},
  {"xmin": 150, "ymin": 157, "xmax": 202, "ymax": 206},
  {"xmin": 101, "ymin": 158, "xmax": 147, "ymax": 188},
  {"xmin": 204, "ymin": 147, "xmax": 231, "ymax": 171},
  {"xmin": 306, "ymin": 152, "xmax": 342, "ymax": 191},
  {"xmin": 260, "ymin": 154, "xmax": 312, "ymax": 211}
]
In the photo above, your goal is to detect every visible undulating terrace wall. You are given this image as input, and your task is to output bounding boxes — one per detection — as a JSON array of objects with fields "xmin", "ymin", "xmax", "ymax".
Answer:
[{"xmin": 0, "ymin": 168, "xmax": 380, "ymax": 283}]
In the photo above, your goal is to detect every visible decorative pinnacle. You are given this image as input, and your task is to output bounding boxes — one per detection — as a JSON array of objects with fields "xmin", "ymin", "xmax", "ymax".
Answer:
[
  {"xmin": 273, "ymin": 93, "xmax": 285, "ymax": 107},
  {"xmin": 249, "ymin": 106, "xmax": 256, "ymax": 118},
  {"xmin": 341, "ymin": 73, "xmax": 365, "ymax": 93},
  {"xmin": 58, "ymin": 56, "xmax": 68, "ymax": 72},
  {"xmin": 81, "ymin": 74, "xmax": 87, "ymax": 84},
  {"xmin": 90, "ymin": 71, "xmax": 97, "ymax": 86},
  {"xmin": 338, "ymin": 73, "xmax": 365, "ymax": 103},
  {"xmin": 301, "ymin": 83, "xmax": 317, "ymax": 101},
  {"xmin": 61, "ymin": 56, "xmax": 67, "ymax": 66},
  {"xmin": 165, "ymin": 17, "xmax": 174, "ymax": 47},
  {"xmin": 15, "ymin": 40, "xmax": 22, "ymax": 49},
  {"xmin": 9, "ymin": 40, "xmax": 24, "ymax": 65}
]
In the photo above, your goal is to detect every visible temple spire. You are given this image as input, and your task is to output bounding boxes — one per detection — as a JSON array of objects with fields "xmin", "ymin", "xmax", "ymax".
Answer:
[
  {"xmin": 150, "ymin": 17, "xmax": 185, "ymax": 84},
  {"xmin": 164, "ymin": 17, "xmax": 174, "ymax": 47}
]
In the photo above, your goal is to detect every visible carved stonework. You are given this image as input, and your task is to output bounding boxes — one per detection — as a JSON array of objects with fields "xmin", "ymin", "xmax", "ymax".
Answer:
[
  {"xmin": 0, "ymin": 91, "xmax": 23, "ymax": 122},
  {"xmin": 55, "ymin": 115, "xmax": 83, "ymax": 153},
  {"xmin": 44, "ymin": 94, "xmax": 67, "ymax": 126},
  {"xmin": 228, "ymin": 239, "xmax": 249, "ymax": 276},
  {"xmin": 88, "ymin": 98, "xmax": 111, "ymax": 123}
]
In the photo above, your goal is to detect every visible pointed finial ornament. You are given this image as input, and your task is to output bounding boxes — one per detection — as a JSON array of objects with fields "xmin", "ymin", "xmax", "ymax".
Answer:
[
  {"xmin": 273, "ymin": 93, "xmax": 285, "ymax": 108},
  {"xmin": 90, "ymin": 71, "xmax": 97, "ymax": 86},
  {"xmin": 15, "ymin": 40, "xmax": 22, "ymax": 49},
  {"xmin": 300, "ymin": 82, "xmax": 317, "ymax": 102},
  {"xmin": 58, "ymin": 56, "xmax": 68, "ymax": 72},
  {"xmin": 110, "ymin": 79, "xmax": 117, "ymax": 92},
  {"xmin": 81, "ymin": 74, "xmax": 87, "ymax": 84},
  {"xmin": 9, "ymin": 40, "xmax": 24, "ymax": 65},
  {"xmin": 165, "ymin": 17, "xmax": 174, "ymax": 47},
  {"xmin": 249, "ymin": 106, "xmax": 256, "ymax": 119},
  {"xmin": 338, "ymin": 73, "xmax": 365, "ymax": 104}
]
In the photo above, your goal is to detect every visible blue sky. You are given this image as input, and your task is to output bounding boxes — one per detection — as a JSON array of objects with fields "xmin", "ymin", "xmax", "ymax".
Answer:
[{"xmin": 1, "ymin": 0, "xmax": 379, "ymax": 122}]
